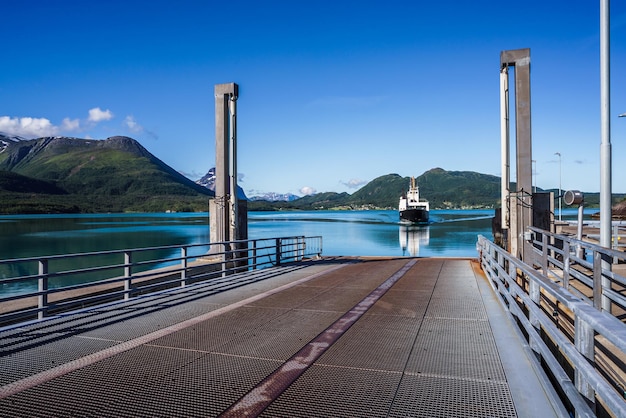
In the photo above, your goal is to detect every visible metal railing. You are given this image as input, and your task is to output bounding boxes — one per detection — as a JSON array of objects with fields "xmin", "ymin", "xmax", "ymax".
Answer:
[
  {"xmin": 527, "ymin": 225, "xmax": 626, "ymax": 313},
  {"xmin": 477, "ymin": 233, "xmax": 626, "ymax": 418},
  {"xmin": 0, "ymin": 236, "xmax": 322, "ymax": 326}
]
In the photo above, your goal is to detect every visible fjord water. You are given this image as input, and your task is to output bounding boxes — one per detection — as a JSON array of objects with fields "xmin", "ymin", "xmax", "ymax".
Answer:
[
  {"xmin": 0, "ymin": 209, "xmax": 590, "ymax": 295},
  {"xmin": 0, "ymin": 210, "xmax": 493, "ymax": 260}
]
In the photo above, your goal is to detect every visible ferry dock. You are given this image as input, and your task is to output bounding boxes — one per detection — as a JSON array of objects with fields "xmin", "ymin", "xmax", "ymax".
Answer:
[{"xmin": 1, "ymin": 256, "xmax": 556, "ymax": 417}]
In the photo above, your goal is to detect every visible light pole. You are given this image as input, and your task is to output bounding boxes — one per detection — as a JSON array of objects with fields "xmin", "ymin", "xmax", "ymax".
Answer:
[
  {"xmin": 532, "ymin": 160, "xmax": 537, "ymax": 193},
  {"xmin": 555, "ymin": 152, "xmax": 562, "ymax": 221}
]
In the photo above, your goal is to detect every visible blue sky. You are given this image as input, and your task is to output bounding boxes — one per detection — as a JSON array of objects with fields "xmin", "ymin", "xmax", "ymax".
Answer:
[{"xmin": 2, "ymin": 1, "xmax": 626, "ymax": 196}]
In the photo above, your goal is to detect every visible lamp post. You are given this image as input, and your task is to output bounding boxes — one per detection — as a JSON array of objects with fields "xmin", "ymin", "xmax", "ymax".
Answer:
[
  {"xmin": 532, "ymin": 160, "xmax": 537, "ymax": 193},
  {"xmin": 555, "ymin": 152, "xmax": 562, "ymax": 221}
]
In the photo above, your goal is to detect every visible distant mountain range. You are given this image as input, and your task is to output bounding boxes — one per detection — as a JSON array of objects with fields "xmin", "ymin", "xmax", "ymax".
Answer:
[
  {"xmin": 0, "ymin": 134, "xmax": 213, "ymax": 213},
  {"xmin": 195, "ymin": 167, "xmax": 248, "ymax": 200},
  {"xmin": 195, "ymin": 168, "xmax": 298, "ymax": 202},
  {"xmin": 247, "ymin": 170, "xmax": 504, "ymax": 211},
  {"xmin": 0, "ymin": 134, "xmax": 622, "ymax": 214}
]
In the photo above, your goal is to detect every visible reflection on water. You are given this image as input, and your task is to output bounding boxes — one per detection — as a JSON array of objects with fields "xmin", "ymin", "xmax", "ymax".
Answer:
[
  {"xmin": 399, "ymin": 225, "xmax": 430, "ymax": 257},
  {"xmin": 247, "ymin": 209, "xmax": 496, "ymax": 257},
  {"xmin": 0, "ymin": 208, "xmax": 597, "ymax": 295}
]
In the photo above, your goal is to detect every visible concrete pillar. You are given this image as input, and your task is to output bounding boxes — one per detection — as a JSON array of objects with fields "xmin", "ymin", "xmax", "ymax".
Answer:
[
  {"xmin": 501, "ymin": 49, "xmax": 532, "ymax": 261},
  {"xmin": 213, "ymin": 83, "xmax": 237, "ymax": 244},
  {"xmin": 210, "ymin": 83, "xmax": 247, "ymax": 268}
]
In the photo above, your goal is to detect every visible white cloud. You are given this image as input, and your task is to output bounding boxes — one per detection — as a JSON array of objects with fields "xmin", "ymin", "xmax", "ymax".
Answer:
[
  {"xmin": 62, "ymin": 117, "xmax": 80, "ymax": 131},
  {"xmin": 124, "ymin": 115, "xmax": 142, "ymax": 133},
  {"xmin": 1, "ymin": 107, "xmax": 115, "ymax": 139},
  {"xmin": 341, "ymin": 178, "xmax": 367, "ymax": 189},
  {"xmin": 123, "ymin": 115, "xmax": 159, "ymax": 140},
  {"xmin": 88, "ymin": 107, "xmax": 114, "ymax": 122},
  {"xmin": 300, "ymin": 186, "xmax": 316, "ymax": 196},
  {"xmin": 0, "ymin": 116, "xmax": 59, "ymax": 137}
]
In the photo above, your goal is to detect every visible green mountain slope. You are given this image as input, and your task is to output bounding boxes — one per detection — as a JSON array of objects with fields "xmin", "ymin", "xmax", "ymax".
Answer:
[
  {"xmin": 418, "ymin": 168, "xmax": 501, "ymax": 209},
  {"xmin": 249, "ymin": 169, "xmax": 504, "ymax": 211},
  {"xmin": 348, "ymin": 174, "xmax": 407, "ymax": 208},
  {"xmin": 0, "ymin": 136, "xmax": 213, "ymax": 213},
  {"xmin": 0, "ymin": 170, "xmax": 66, "ymax": 194},
  {"xmin": 351, "ymin": 169, "xmax": 502, "ymax": 209}
]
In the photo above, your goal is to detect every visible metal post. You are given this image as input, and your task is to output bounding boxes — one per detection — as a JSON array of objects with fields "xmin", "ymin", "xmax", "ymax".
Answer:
[
  {"xmin": 577, "ymin": 203, "xmax": 585, "ymax": 259},
  {"xmin": 275, "ymin": 238, "xmax": 281, "ymax": 266},
  {"xmin": 541, "ymin": 233, "xmax": 548, "ymax": 273},
  {"xmin": 214, "ymin": 84, "xmax": 231, "ymax": 245},
  {"xmin": 38, "ymin": 259, "xmax": 48, "ymax": 320},
  {"xmin": 529, "ymin": 276, "xmax": 541, "ymax": 355},
  {"xmin": 574, "ymin": 316, "xmax": 596, "ymax": 407},
  {"xmin": 229, "ymin": 94, "xmax": 238, "ymax": 248},
  {"xmin": 124, "ymin": 251, "xmax": 132, "ymax": 300},
  {"xmin": 563, "ymin": 240, "xmax": 571, "ymax": 290},
  {"xmin": 252, "ymin": 239, "xmax": 257, "ymax": 270},
  {"xmin": 213, "ymin": 83, "xmax": 240, "ymax": 254},
  {"xmin": 181, "ymin": 247, "xmax": 187, "ymax": 287},
  {"xmin": 221, "ymin": 244, "xmax": 228, "ymax": 278},
  {"xmin": 555, "ymin": 152, "xmax": 562, "ymax": 221},
  {"xmin": 599, "ymin": 0, "xmax": 613, "ymax": 314},
  {"xmin": 600, "ymin": 0, "xmax": 612, "ymax": 251},
  {"xmin": 501, "ymin": 48, "xmax": 532, "ymax": 261},
  {"xmin": 593, "ymin": 250, "xmax": 604, "ymax": 310},
  {"xmin": 532, "ymin": 159, "xmax": 536, "ymax": 193},
  {"xmin": 500, "ymin": 66, "xmax": 510, "ymax": 240}
]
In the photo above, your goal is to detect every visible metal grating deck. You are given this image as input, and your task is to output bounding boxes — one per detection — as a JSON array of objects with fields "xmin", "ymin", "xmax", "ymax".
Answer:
[{"xmin": 0, "ymin": 257, "xmax": 557, "ymax": 417}]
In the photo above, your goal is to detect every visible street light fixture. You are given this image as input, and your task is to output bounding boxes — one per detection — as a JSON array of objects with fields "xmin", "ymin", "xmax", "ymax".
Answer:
[{"xmin": 555, "ymin": 152, "xmax": 562, "ymax": 221}]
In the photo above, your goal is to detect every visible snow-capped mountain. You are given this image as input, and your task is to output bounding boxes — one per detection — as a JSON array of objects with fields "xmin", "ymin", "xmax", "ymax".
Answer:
[
  {"xmin": 0, "ymin": 132, "xmax": 26, "ymax": 153},
  {"xmin": 196, "ymin": 168, "xmax": 248, "ymax": 200},
  {"xmin": 196, "ymin": 168, "xmax": 298, "ymax": 201},
  {"xmin": 249, "ymin": 192, "xmax": 300, "ymax": 202}
]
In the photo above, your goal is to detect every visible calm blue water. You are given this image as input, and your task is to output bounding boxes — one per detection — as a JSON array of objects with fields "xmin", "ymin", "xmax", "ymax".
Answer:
[{"xmin": 0, "ymin": 208, "xmax": 596, "ymax": 295}]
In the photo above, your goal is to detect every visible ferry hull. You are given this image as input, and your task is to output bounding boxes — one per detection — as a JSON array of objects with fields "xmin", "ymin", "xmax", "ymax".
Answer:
[{"xmin": 400, "ymin": 208, "xmax": 429, "ymax": 224}]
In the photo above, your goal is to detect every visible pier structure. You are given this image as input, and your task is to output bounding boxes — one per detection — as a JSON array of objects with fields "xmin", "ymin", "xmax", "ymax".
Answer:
[
  {"xmin": 500, "ymin": 48, "xmax": 533, "ymax": 262},
  {"xmin": 1, "ymin": 231, "xmax": 625, "ymax": 416},
  {"xmin": 0, "ymin": 257, "xmax": 559, "ymax": 417},
  {"xmin": 210, "ymin": 82, "xmax": 247, "ymax": 260}
]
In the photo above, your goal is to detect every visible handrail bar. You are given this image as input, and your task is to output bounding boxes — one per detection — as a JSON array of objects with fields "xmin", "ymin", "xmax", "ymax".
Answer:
[
  {"xmin": 527, "ymin": 226, "xmax": 626, "ymax": 312},
  {"xmin": 0, "ymin": 235, "xmax": 322, "ymax": 326},
  {"xmin": 477, "ymin": 234, "xmax": 626, "ymax": 417}
]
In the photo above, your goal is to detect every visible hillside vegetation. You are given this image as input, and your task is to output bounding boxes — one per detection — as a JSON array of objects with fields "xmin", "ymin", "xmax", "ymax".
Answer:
[
  {"xmin": 0, "ymin": 136, "xmax": 213, "ymax": 213},
  {"xmin": 1, "ymin": 134, "xmax": 622, "ymax": 214},
  {"xmin": 249, "ymin": 170, "xmax": 503, "ymax": 211}
]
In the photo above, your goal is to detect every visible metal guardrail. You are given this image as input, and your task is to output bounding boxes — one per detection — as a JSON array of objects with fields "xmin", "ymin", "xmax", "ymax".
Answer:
[
  {"xmin": 527, "ymin": 225, "xmax": 626, "ymax": 313},
  {"xmin": 0, "ymin": 236, "xmax": 322, "ymax": 326},
  {"xmin": 569, "ymin": 221, "xmax": 626, "ymax": 250},
  {"xmin": 477, "ymin": 233, "xmax": 626, "ymax": 418}
]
